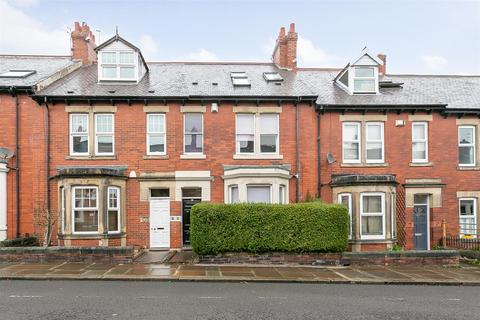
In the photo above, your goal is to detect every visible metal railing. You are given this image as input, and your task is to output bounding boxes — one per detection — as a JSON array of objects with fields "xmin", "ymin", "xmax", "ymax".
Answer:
[{"xmin": 444, "ymin": 236, "xmax": 480, "ymax": 250}]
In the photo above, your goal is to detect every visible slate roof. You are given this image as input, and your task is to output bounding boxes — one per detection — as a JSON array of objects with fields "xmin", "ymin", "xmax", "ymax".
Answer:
[
  {"xmin": 27, "ymin": 59, "xmax": 480, "ymax": 111},
  {"xmin": 0, "ymin": 55, "xmax": 76, "ymax": 89}
]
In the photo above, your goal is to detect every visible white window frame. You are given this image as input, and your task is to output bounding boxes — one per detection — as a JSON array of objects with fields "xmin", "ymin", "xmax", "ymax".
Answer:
[
  {"xmin": 259, "ymin": 113, "xmax": 279, "ymax": 154},
  {"xmin": 365, "ymin": 122, "xmax": 384, "ymax": 163},
  {"xmin": 146, "ymin": 113, "xmax": 167, "ymax": 155},
  {"xmin": 458, "ymin": 126, "xmax": 476, "ymax": 166},
  {"xmin": 99, "ymin": 50, "xmax": 137, "ymax": 81},
  {"xmin": 107, "ymin": 186, "xmax": 121, "ymax": 234},
  {"xmin": 228, "ymin": 185, "xmax": 239, "ymax": 204},
  {"xmin": 183, "ymin": 113, "xmax": 204, "ymax": 154},
  {"xmin": 94, "ymin": 113, "xmax": 115, "ymax": 156},
  {"xmin": 69, "ymin": 113, "xmax": 89, "ymax": 156},
  {"xmin": 459, "ymin": 198, "xmax": 477, "ymax": 238},
  {"xmin": 279, "ymin": 184, "xmax": 287, "ymax": 204},
  {"xmin": 246, "ymin": 184, "xmax": 272, "ymax": 204},
  {"xmin": 72, "ymin": 186, "xmax": 99, "ymax": 234},
  {"xmin": 236, "ymin": 113, "xmax": 255, "ymax": 154},
  {"xmin": 360, "ymin": 192, "xmax": 385, "ymax": 240},
  {"xmin": 60, "ymin": 187, "xmax": 65, "ymax": 234},
  {"xmin": 338, "ymin": 193, "xmax": 353, "ymax": 239},
  {"xmin": 342, "ymin": 122, "xmax": 361, "ymax": 163},
  {"xmin": 412, "ymin": 122, "xmax": 428, "ymax": 163},
  {"xmin": 352, "ymin": 66, "xmax": 377, "ymax": 94}
]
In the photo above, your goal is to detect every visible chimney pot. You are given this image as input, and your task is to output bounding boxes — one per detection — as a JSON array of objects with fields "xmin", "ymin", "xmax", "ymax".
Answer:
[
  {"xmin": 71, "ymin": 21, "xmax": 97, "ymax": 65},
  {"xmin": 289, "ymin": 23, "xmax": 295, "ymax": 33}
]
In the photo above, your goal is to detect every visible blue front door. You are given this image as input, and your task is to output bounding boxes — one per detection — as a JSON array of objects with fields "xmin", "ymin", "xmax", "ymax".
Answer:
[{"xmin": 413, "ymin": 204, "xmax": 428, "ymax": 250}]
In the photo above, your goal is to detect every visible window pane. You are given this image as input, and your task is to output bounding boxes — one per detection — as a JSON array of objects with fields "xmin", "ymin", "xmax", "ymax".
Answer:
[
  {"xmin": 102, "ymin": 52, "xmax": 116, "ymax": 64},
  {"xmin": 260, "ymin": 134, "xmax": 277, "ymax": 153},
  {"xmin": 367, "ymin": 124, "xmax": 381, "ymax": 140},
  {"xmin": 247, "ymin": 186, "xmax": 271, "ymax": 203},
  {"xmin": 414, "ymin": 194, "xmax": 428, "ymax": 205},
  {"xmin": 460, "ymin": 200, "xmax": 475, "ymax": 216},
  {"xmin": 363, "ymin": 196, "xmax": 382, "ymax": 213},
  {"xmin": 354, "ymin": 79, "xmax": 375, "ymax": 92},
  {"xmin": 185, "ymin": 114, "xmax": 202, "ymax": 133},
  {"xmin": 148, "ymin": 114, "xmax": 164, "ymax": 133},
  {"xmin": 71, "ymin": 114, "xmax": 88, "ymax": 133},
  {"xmin": 413, "ymin": 142, "xmax": 426, "ymax": 160},
  {"xmin": 182, "ymin": 188, "xmax": 202, "ymax": 198},
  {"xmin": 343, "ymin": 142, "xmax": 359, "ymax": 160},
  {"xmin": 108, "ymin": 188, "xmax": 118, "ymax": 209},
  {"xmin": 119, "ymin": 67, "xmax": 135, "ymax": 79},
  {"xmin": 361, "ymin": 216, "xmax": 383, "ymax": 235},
  {"xmin": 413, "ymin": 124, "xmax": 426, "ymax": 140},
  {"xmin": 151, "ymin": 189, "xmax": 169, "ymax": 198},
  {"xmin": 237, "ymin": 114, "xmax": 254, "ymax": 134},
  {"xmin": 355, "ymin": 67, "xmax": 374, "ymax": 77},
  {"xmin": 230, "ymin": 186, "xmax": 239, "ymax": 204},
  {"xmin": 366, "ymin": 142, "xmax": 382, "ymax": 160},
  {"xmin": 108, "ymin": 210, "xmax": 119, "ymax": 231},
  {"xmin": 260, "ymin": 114, "xmax": 278, "ymax": 134},
  {"xmin": 459, "ymin": 146, "xmax": 474, "ymax": 164},
  {"xmin": 119, "ymin": 52, "xmax": 134, "ymax": 64},
  {"xmin": 238, "ymin": 134, "xmax": 254, "ymax": 153},
  {"xmin": 149, "ymin": 135, "xmax": 165, "ymax": 153},
  {"xmin": 74, "ymin": 210, "xmax": 98, "ymax": 232},
  {"xmin": 279, "ymin": 186, "xmax": 285, "ymax": 204},
  {"xmin": 185, "ymin": 134, "xmax": 202, "ymax": 153},
  {"xmin": 343, "ymin": 124, "xmax": 359, "ymax": 141},
  {"xmin": 97, "ymin": 136, "xmax": 113, "ymax": 153},
  {"xmin": 96, "ymin": 115, "xmax": 113, "ymax": 133},
  {"xmin": 73, "ymin": 136, "xmax": 88, "ymax": 153},
  {"xmin": 459, "ymin": 127, "xmax": 474, "ymax": 144},
  {"xmin": 102, "ymin": 66, "xmax": 117, "ymax": 78}
]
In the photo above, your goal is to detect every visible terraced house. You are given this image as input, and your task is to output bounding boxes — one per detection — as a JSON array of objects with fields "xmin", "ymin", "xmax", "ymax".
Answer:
[{"xmin": 0, "ymin": 22, "xmax": 479, "ymax": 252}]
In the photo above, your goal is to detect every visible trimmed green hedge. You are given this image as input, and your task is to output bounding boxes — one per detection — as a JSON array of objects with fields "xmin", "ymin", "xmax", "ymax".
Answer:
[
  {"xmin": 0, "ymin": 236, "xmax": 39, "ymax": 247},
  {"xmin": 190, "ymin": 202, "xmax": 349, "ymax": 255}
]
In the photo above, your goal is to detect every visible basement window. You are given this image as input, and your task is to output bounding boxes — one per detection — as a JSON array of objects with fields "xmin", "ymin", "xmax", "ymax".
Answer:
[{"xmin": 0, "ymin": 70, "xmax": 36, "ymax": 78}]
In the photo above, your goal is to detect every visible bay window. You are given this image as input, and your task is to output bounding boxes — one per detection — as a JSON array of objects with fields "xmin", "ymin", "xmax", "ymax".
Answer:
[
  {"xmin": 247, "ymin": 185, "xmax": 272, "ymax": 203},
  {"xmin": 459, "ymin": 126, "xmax": 476, "ymax": 166},
  {"xmin": 342, "ymin": 122, "xmax": 360, "ymax": 163},
  {"xmin": 95, "ymin": 114, "xmax": 114, "ymax": 155},
  {"xmin": 459, "ymin": 198, "xmax": 477, "ymax": 238},
  {"xmin": 72, "ymin": 187, "xmax": 98, "ymax": 233},
  {"xmin": 412, "ymin": 122, "xmax": 428, "ymax": 163},
  {"xmin": 70, "ymin": 114, "xmax": 89, "ymax": 155},
  {"xmin": 184, "ymin": 113, "xmax": 203, "ymax": 154},
  {"xmin": 147, "ymin": 113, "xmax": 166, "ymax": 155},
  {"xmin": 360, "ymin": 193, "xmax": 385, "ymax": 239}
]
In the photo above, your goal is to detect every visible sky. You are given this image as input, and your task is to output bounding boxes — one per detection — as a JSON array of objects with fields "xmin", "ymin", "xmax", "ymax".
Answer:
[{"xmin": 0, "ymin": 0, "xmax": 479, "ymax": 74}]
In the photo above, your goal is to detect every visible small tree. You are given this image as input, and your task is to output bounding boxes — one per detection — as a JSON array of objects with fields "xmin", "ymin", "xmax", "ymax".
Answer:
[{"xmin": 34, "ymin": 207, "xmax": 59, "ymax": 247}]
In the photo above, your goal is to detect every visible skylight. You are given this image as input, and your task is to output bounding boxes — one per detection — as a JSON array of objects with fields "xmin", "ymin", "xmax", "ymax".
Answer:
[
  {"xmin": 0, "ymin": 70, "xmax": 36, "ymax": 78},
  {"xmin": 231, "ymin": 72, "xmax": 250, "ymax": 87},
  {"xmin": 263, "ymin": 72, "xmax": 283, "ymax": 82}
]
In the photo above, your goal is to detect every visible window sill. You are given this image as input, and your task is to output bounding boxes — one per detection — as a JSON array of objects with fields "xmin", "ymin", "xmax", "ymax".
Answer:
[
  {"xmin": 340, "ymin": 163, "xmax": 389, "ymax": 168},
  {"xmin": 143, "ymin": 155, "xmax": 169, "ymax": 160},
  {"xmin": 233, "ymin": 154, "xmax": 284, "ymax": 160},
  {"xmin": 180, "ymin": 154, "xmax": 207, "ymax": 160},
  {"xmin": 457, "ymin": 166, "xmax": 480, "ymax": 171},
  {"xmin": 410, "ymin": 162, "xmax": 433, "ymax": 167},
  {"xmin": 66, "ymin": 155, "xmax": 117, "ymax": 160}
]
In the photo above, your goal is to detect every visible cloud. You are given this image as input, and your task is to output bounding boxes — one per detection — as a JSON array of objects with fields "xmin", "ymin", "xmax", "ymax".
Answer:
[
  {"xmin": 421, "ymin": 55, "xmax": 448, "ymax": 71},
  {"xmin": 297, "ymin": 36, "xmax": 337, "ymax": 67},
  {"xmin": 8, "ymin": 0, "xmax": 39, "ymax": 7},
  {"xmin": 138, "ymin": 34, "xmax": 158, "ymax": 58},
  {"xmin": 180, "ymin": 49, "xmax": 219, "ymax": 62},
  {"xmin": 0, "ymin": 0, "xmax": 70, "ymax": 55}
]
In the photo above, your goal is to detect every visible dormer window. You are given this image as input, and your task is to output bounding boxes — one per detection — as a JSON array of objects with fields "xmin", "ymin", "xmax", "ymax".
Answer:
[
  {"xmin": 353, "ymin": 67, "xmax": 376, "ymax": 93},
  {"xmin": 100, "ymin": 51, "xmax": 136, "ymax": 81}
]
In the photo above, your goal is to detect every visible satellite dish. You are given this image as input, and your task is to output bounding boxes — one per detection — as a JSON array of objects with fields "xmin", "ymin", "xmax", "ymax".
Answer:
[
  {"xmin": 326, "ymin": 153, "xmax": 335, "ymax": 164},
  {"xmin": 0, "ymin": 148, "xmax": 14, "ymax": 160}
]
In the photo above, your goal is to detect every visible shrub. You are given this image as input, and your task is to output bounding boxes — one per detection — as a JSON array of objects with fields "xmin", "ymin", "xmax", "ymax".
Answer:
[
  {"xmin": 0, "ymin": 236, "xmax": 39, "ymax": 247},
  {"xmin": 190, "ymin": 202, "xmax": 349, "ymax": 255}
]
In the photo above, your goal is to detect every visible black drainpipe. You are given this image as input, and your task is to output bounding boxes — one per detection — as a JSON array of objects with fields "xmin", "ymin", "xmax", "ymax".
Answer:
[
  {"xmin": 44, "ymin": 97, "xmax": 51, "ymax": 214},
  {"xmin": 295, "ymin": 100, "xmax": 300, "ymax": 202},
  {"xmin": 316, "ymin": 112, "xmax": 321, "ymax": 198},
  {"xmin": 9, "ymin": 87, "xmax": 21, "ymax": 238}
]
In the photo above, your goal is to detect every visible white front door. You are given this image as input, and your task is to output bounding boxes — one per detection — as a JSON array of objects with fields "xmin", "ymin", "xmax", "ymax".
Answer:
[{"xmin": 149, "ymin": 198, "xmax": 170, "ymax": 249}]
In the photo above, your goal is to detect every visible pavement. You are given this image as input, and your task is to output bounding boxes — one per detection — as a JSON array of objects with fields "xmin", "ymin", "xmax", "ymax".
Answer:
[
  {"xmin": 2, "ymin": 280, "xmax": 479, "ymax": 320},
  {"xmin": 1, "ymin": 261, "xmax": 480, "ymax": 285}
]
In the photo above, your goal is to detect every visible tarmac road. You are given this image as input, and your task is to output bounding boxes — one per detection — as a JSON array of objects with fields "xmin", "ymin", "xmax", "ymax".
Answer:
[{"xmin": 0, "ymin": 280, "xmax": 478, "ymax": 320}]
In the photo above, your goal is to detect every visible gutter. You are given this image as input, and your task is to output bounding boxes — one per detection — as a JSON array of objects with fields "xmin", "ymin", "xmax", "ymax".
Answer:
[
  {"xmin": 44, "ymin": 97, "xmax": 51, "ymax": 216},
  {"xmin": 316, "ymin": 113, "xmax": 321, "ymax": 198},
  {"xmin": 8, "ymin": 88, "xmax": 21, "ymax": 238},
  {"xmin": 295, "ymin": 100, "xmax": 300, "ymax": 202}
]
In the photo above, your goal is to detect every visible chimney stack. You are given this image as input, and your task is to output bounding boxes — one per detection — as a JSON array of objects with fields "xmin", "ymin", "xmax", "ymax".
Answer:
[
  {"xmin": 272, "ymin": 23, "xmax": 298, "ymax": 70},
  {"xmin": 377, "ymin": 53, "xmax": 387, "ymax": 76},
  {"xmin": 71, "ymin": 22, "xmax": 97, "ymax": 65}
]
